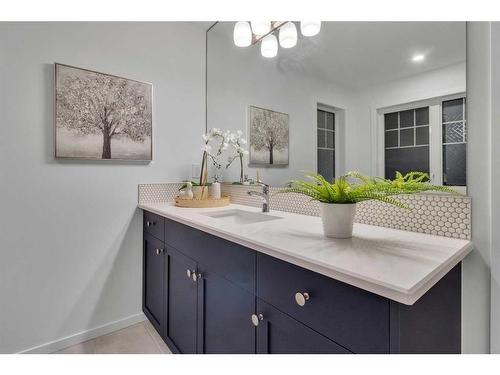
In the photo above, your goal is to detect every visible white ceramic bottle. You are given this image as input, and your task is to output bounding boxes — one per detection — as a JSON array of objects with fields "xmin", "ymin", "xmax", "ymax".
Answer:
[{"xmin": 211, "ymin": 181, "xmax": 221, "ymax": 199}]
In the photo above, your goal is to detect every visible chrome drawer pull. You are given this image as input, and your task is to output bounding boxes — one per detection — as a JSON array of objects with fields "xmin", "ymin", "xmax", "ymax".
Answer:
[
  {"xmin": 251, "ymin": 313, "xmax": 264, "ymax": 326},
  {"xmin": 295, "ymin": 292, "xmax": 310, "ymax": 306},
  {"xmin": 146, "ymin": 221, "xmax": 155, "ymax": 227},
  {"xmin": 155, "ymin": 248, "xmax": 163, "ymax": 255},
  {"xmin": 186, "ymin": 269, "xmax": 192, "ymax": 278}
]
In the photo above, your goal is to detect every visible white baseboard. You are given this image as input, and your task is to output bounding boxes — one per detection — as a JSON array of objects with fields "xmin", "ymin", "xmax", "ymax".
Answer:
[{"xmin": 19, "ymin": 313, "xmax": 147, "ymax": 354}]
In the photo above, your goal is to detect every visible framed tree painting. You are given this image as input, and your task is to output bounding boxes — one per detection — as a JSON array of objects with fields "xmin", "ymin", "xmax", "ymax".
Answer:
[
  {"xmin": 248, "ymin": 105, "xmax": 289, "ymax": 166},
  {"xmin": 55, "ymin": 63, "xmax": 153, "ymax": 161}
]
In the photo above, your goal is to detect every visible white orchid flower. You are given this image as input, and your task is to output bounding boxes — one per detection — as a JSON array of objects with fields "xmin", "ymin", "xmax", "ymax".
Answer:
[
  {"xmin": 210, "ymin": 128, "xmax": 221, "ymax": 136},
  {"xmin": 202, "ymin": 144, "xmax": 212, "ymax": 153}
]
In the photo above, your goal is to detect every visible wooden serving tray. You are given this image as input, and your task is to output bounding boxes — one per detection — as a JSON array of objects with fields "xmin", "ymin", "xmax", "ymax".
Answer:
[{"xmin": 175, "ymin": 195, "xmax": 231, "ymax": 208}]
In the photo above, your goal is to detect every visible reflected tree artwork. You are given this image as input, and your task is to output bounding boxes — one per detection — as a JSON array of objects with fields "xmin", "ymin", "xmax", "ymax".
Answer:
[
  {"xmin": 249, "ymin": 106, "xmax": 289, "ymax": 166},
  {"xmin": 55, "ymin": 63, "xmax": 152, "ymax": 160}
]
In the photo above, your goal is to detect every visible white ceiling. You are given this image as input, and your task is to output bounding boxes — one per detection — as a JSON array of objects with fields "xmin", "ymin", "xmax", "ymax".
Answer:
[{"xmin": 210, "ymin": 22, "xmax": 466, "ymax": 90}]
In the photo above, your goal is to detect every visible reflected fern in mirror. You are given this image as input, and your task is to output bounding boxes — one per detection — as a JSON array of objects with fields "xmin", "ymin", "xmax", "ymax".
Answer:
[{"xmin": 276, "ymin": 171, "xmax": 460, "ymax": 208}]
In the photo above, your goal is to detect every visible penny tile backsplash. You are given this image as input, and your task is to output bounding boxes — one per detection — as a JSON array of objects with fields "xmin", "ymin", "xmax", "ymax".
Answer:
[{"xmin": 138, "ymin": 183, "xmax": 471, "ymax": 239}]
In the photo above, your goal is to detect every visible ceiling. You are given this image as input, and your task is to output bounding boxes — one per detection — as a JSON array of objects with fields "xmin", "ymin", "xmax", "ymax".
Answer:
[{"xmin": 209, "ymin": 22, "xmax": 466, "ymax": 90}]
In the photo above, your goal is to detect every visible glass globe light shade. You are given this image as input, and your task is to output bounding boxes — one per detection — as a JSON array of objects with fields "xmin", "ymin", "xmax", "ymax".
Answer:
[
  {"xmin": 251, "ymin": 21, "xmax": 271, "ymax": 36},
  {"xmin": 300, "ymin": 21, "xmax": 321, "ymax": 37},
  {"xmin": 279, "ymin": 22, "xmax": 297, "ymax": 48},
  {"xmin": 233, "ymin": 21, "xmax": 252, "ymax": 47},
  {"xmin": 261, "ymin": 34, "xmax": 278, "ymax": 58}
]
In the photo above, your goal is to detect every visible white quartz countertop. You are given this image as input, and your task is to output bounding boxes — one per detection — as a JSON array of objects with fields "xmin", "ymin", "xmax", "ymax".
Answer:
[{"xmin": 138, "ymin": 202, "xmax": 473, "ymax": 305}]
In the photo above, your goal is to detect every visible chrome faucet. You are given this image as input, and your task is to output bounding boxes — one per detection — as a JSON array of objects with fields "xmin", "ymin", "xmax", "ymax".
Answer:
[{"xmin": 247, "ymin": 182, "xmax": 270, "ymax": 213}]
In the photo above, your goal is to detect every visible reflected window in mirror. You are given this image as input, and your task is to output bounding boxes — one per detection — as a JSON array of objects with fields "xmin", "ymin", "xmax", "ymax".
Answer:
[
  {"xmin": 442, "ymin": 98, "xmax": 466, "ymax": 186},
  {"xmin": 317, "ymin": 108, "xmax": 335, "ymax": 181},
  {"xmin": 384, "ymin": 107, "xmax": 430, "ymax": 180},
  {"xmin": 380, "ymin": 94, "xmax": 466, "ymax": 189}
]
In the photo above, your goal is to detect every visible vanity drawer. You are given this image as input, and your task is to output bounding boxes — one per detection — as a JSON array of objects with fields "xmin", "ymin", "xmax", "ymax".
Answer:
[
  {"xmin": 164, "ymin": 219, "xmax": 255, "ymax": 293},
  {"xmin": 143, "ymin": 211, "xmax": 165, "ymax": 241},
  {"xmin": 256, "ymin": 253, "xmax": 390, "ymax": 353}
]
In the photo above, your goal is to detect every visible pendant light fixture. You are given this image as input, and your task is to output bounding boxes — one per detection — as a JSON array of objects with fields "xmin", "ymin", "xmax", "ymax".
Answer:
[
  {"xmin": 250, "ymin": 21, "xmax": 271, "ymax": 36},
  {"xmin": 300, "ymin": 21, "xmax": 321, "ymax": 37},
  {"xmin": 233, "ymin": 21, "xmax": 321, "ymax": 58},
  {"xmin": 233, "ymin": 21, "xmax": 252, "ymax": 47},
  {"xmin": 279, "ymin": 22, "xmax": 297, "ymax": 48},
  {"xmin": 261, "ymin": 34, "xmax": 278, "ymax": 58}
]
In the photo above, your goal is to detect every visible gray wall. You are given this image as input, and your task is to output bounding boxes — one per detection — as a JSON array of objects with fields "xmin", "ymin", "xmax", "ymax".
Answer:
[
  {"xmin": 0, "ymin": 22, "xmax": 205, "ymax": 353},
  {"xmin": 464, "ymin": 22, "xmax": 492, "ymax": 353},
  {"xmin": 491, "ymin": 22, "xmax": 500, "ymax": 353}
]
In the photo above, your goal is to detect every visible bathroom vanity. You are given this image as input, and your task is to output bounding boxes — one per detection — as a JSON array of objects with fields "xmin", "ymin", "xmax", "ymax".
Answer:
[{"xmin": 139, "ymin": 203, "xmax": 472, "ymax": 354}]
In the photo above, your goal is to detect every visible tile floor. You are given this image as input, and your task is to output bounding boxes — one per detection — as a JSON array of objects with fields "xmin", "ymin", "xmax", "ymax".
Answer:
[{"xmin": 53, "ymin": 320, "xmax": 171, "ymax": 354}]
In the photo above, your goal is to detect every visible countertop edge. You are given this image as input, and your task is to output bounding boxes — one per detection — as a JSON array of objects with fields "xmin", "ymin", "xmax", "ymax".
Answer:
[{"xmin": 138, "ymin": 204, "xmax": 473, "ymax": 305}]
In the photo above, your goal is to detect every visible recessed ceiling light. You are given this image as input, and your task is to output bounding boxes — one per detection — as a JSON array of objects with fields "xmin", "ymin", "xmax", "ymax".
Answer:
[{"xmin": 412, "ymin": 54, "xmax": 425, "ymax": 62}]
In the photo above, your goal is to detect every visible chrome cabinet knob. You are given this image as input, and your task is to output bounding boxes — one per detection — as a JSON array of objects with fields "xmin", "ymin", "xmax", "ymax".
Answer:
[
  {"xmin": 186, "ymin": 269, "xmax": 199, "ymax": 281},
  {"xmin": 146, "ymin": 221, "xmax": 155, "ymax": 227},
  {"xmin": 155, "ymin": 248, "xmax": 163, "ymax": 255},
  {"xmin": 295, "ymin": 292, "xmax": 310, "ymax": 306},
  {"xmin": 251, "ymin": 313, "xmax": 264, "ymax": 327}
]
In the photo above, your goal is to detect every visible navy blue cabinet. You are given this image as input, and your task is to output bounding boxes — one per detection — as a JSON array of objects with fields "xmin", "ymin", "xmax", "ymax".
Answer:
[
  {"xmin": 144, "ymin": 211, "xmax": 164, "ymax": 242},
  {"xmin": 142, "ymin": 232, "xmax": 165, "ymax": 336},
  {"xmin": 142, "ymin": 211, "xmax": 461, "ymax": 354},
  {"xmin": 255, "ymin": 299, "xmax": 351, "ymax": 354},
  {"xmin": 164, "ymin": 219, "xmax": 255, "ymax": 294},
  {"xmin": 389, "ymin": 263, "xmax": 462, "ymax": 354},
  {"xmin": 257, "ymin": 254, "xmax": 389, "ymax": 353},
  {"xmin": 166, "ymin": 247, "xmax": 198, "ymax": 354},
  {"xmin": 198, "ymin": 270, "xmax": 256, "ymax": 353}
]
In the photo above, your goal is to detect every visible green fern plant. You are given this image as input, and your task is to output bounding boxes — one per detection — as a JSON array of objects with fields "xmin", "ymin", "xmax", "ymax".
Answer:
[{"xmin": 276, "ymin": 171, "xmax": 460, "ymax": 210}]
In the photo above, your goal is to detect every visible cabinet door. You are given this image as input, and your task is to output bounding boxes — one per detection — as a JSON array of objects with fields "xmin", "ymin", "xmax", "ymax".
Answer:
[
  {"xmin": 143, "ymin": 232, "xmax": 165, "ymax": 335},
  {"xmin": 166, "ymin": 247, "xmax": 198, "ymax": 354},
  {"xmin": 198, "ymin": 271, "xmax": 255, "ymax": 353},
  {"xmin": 143, "ymin": 211, "xmax": 165, "ymax": 241},
  {"xmin": 255, "ymin": 299, "xmax": 351, "ymax": 354},
  {"xmin": 257, "ymin": 253, "xmax": 389, "ymax": 353}
]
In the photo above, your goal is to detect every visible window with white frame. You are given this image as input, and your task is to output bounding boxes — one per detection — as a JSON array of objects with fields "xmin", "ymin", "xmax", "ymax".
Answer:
[
  {"xmin": 317, "ymin": 108, "xmax": 335, "ymax": 181},
  {"xmin": 380, "ymin": 94, "xmax": 467, "ymax": 188}
]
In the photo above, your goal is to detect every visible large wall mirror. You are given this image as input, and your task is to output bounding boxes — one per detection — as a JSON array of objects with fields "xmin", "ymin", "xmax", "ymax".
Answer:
[{"xmin": 206, "ymin": 22, "xmax": 466, "ymax": 192}]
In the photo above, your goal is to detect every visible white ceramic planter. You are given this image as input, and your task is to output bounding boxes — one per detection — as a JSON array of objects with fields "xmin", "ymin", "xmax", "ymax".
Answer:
[{"xmin": 319, "ymin": 202, "xmax": 356, "ymax": 238}]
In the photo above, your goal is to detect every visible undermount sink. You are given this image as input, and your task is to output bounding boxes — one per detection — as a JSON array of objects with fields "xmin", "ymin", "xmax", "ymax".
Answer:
[{"xmin": 201, "ymin": 209, "xmax": 282, "ymax": 225}]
